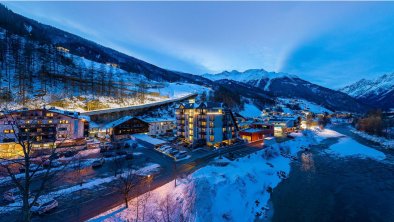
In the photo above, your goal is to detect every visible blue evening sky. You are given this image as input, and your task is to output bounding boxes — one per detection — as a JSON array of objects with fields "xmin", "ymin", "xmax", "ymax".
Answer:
[{"xmin": 4, "ymin": 2, "xmax": 394, "ymax": 88}]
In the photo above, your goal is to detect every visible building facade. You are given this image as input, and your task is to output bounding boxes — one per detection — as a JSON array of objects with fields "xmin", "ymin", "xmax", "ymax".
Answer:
[
  {"xmin": 104, "ymin": 116, "xmax": 149, "ymax": 140},
  {"xmin": 250, "ymin": 122, "xmax": 275, "ymax": 137},
  {"xmin": 0, "ymin": 108, "xmax": 89, "ymax": 158},
  {"xmin": 144, "ymin": 118, "xmax": 175, "ymax": 136},
  {"xmin": 239, "ymin": 128, "xmax": 264, "ymax": 142},
  {"xmin": 176, "ymin": 102, "xmax": 238, "ymax": 147}
]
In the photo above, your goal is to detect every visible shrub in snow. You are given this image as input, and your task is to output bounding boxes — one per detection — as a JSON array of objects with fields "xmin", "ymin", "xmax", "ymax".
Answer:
[
  {"xmin": 279, "ymin": 145, "xmax": 290, "ymax": 155},
  {"xmin": 262, "ymin": 146, "xmax": 279, "ymax": 160}
]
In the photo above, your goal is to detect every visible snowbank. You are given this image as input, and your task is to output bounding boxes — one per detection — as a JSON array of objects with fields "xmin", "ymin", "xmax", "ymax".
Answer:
[
  {"xmin": 312, "ymin": 127, "xmax": 344, "ymax": 142},
  {"xmin": 325, "ymin": 138, "xmax": 386, "ymax": 160},
  {"xmin": 350, "ymin": 128, "xmax": 394, "ymax": 149}
]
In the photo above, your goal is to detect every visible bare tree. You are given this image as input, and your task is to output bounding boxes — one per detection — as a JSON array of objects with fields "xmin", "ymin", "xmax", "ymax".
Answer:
[
  {"xmin": 0, "ymin": 111, "xmax": 70, "ymax": 221},
  {"xmin": 115, "ymin": 168, "xmax": 137, "ymax": 209}
]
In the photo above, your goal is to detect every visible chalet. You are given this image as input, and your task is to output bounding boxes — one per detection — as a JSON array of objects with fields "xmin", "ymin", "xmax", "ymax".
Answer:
[{"xmin": 104, "ymin": 116, "xmax": 149, "ymax": 140}]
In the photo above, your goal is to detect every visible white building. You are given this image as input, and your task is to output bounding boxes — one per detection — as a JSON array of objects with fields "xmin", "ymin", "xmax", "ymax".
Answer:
[{"xmin": 143, "ymin": 118, "xmax": 175, "ymax": 136}]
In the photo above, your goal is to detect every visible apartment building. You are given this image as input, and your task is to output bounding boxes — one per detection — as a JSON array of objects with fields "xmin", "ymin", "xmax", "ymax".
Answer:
[
  {"xmin": 0, "ymin": 108, "xmax": 89, "ymax": 158},
  {"xmin": 176, "ymin": 102, "xmax": 238, "ymax": 147}
]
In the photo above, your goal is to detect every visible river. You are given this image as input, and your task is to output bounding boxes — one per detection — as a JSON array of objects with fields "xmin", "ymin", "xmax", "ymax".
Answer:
[{"xmin": 270, "ymin": 124, "xmax": 394, "ymax": 222}]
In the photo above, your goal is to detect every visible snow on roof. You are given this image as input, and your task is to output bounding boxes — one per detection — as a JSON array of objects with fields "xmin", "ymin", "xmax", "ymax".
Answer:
[
  {"xmin": 104, "ymin": 116, "xmax": 133, "ymax": 129},
  {"xmin": 241, "ymin": 128, "xmax": 263, "ymax": 133},
  {"xmin": 143, "ymin": 117, "xmax": 175, "ymax": 123},
  {"xmin": 132, "ymin": 133, "xmax": 167, "ymax": 145}
]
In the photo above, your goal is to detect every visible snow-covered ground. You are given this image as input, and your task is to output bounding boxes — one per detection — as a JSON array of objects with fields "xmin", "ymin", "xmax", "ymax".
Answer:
[
  {"xmin": 90, "ymin": 131, "xmax": 320, "ymax": 222},
  {"xmin": 239, "ymin": 103, "xmax": 262, "ymax": 118},
  {"xmin": 325, "ymin": 138, "xmax": 386, "ymax": 160},
  {"xmin": 278, "ymin": 98, "xmax": 332, "ymax": 114},
  {"xmin": 91, "ymin": 127, "xmax": 387, "ymax": 222},
  {"xmin": 350, "ymin": 128, "xmax": 394, "ymax": 149},
  {"xmin": 312, "ymin": 127, "xmax": 344, "ymax": 142}
]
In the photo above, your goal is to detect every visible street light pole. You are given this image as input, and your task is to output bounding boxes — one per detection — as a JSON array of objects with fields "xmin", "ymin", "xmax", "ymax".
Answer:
[{"xmin": 174, "ymin": 161, "xmax": 177, "ymax": 187}]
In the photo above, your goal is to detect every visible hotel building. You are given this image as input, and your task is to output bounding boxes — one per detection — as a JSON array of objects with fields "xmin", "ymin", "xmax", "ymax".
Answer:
[{"xmin": 176, "ymin": 102, "xmax": 238, "ymax": 147}]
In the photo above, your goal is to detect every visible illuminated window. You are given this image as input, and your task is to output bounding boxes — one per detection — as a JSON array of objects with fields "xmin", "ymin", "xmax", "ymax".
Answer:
[
  {"xmin": 59, "ymin": 120, "xmax": 69, "ymax": 124},
  {"xmin": 210, "ymin": 135, "xmax": 214, "ymax": 142},
  {"xmin": 4, "ymin": 129, "xmax": 14, "ymax": 134},
  {"xmin": 36, "ymin": 136, "xmax": 42, "ymax": 142},
  {"xmin": 46, "ymin": 113, "xmax": 54, "ymax": 117},
  {"xmin": 48, "ymin": 120, "xmax": 53, "ymax": 124}
]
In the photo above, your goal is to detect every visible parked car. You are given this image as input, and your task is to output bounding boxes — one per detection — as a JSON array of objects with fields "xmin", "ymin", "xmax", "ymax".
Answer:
[
  {"xmin": 64, "ymin": 150, "xmax": 78, "ymax": 158},
  {"xmin": 31, "ymin": 198, "xmax": 58, "ymax": 215},
  {"xmin": 3, "ymin": 191, "xmax": 15, "ymax": 203},
  {"xmin": 116, "ymin": 150, "xmax": 127, "ymax": 156},
  {"xmin": 19, "ymin": 163, "xmax": 42, "ymax": 173},
  {"xmin": 175, "ymin": 151, "xmax": 188, "ymax": 160},
  {"xmin": 92, "ymin": 158, "xmax": 105, "ymax": 168},
  {"xmin": 43, "ymin": 160, "xmax": 62, "ymax": 168},
  {"xmin": 169, "ymin": 149, "xmax": 180, "ymax": 156}
]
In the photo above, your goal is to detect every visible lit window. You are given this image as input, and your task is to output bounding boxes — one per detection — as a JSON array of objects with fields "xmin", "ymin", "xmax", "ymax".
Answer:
[
  {"xmin": 4, "ymin": 129, "xmax": 14, "ymax": 134},
  {"xmin": 60, "ymin": 120, "xmax": 69, "ymax": 124},
  {"xmin": 210, "ymin": 135, "xmax": 214, "ymax": 142},
  {"xmin": 46, "ymin": 113, "xmax": 54, "ymax": 117},
  {"xmin": 48, "ymin": 120, "xmax": 53, "ymax": 124}
]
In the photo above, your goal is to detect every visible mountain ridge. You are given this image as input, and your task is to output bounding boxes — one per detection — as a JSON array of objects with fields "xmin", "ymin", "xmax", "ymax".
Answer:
[{"xmin": 340, "ymin": 73, "xmax": 394, "ymax": 109}]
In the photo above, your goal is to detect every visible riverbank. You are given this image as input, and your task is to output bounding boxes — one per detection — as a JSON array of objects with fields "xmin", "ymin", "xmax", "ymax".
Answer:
[
  {"xmin": 89, "ymin": 128, "xmax": 345, "ymax": 222},
  {"xmin": 270, "ymin": 125, "xmax": 394, "ymax": 222},
  {"xmin": 349, "ymin": 127, "xmax": 394, "ymax": 149}
]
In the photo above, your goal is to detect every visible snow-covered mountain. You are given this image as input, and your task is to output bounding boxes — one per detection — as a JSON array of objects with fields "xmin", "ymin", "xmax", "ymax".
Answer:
[
  {"xmin": 203, "ymin": 69, "xmax": 296, "ymax": 89},
  {"xmin": 340, "ymin": 73, "xmax": 394, "ymax": 109},
  {"xmin": 205, "ymin": 69, "xmax": 368, "ymax": 113}
]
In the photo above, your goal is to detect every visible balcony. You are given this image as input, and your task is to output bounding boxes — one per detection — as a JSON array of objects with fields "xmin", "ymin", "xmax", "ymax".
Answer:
[{"xmin": 176, "ymin": 116, "xmax": 185, "ymax": 121}]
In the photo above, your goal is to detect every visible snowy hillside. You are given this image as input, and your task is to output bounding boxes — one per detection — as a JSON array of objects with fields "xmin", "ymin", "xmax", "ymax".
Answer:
[
  {"xmin": 0, "ymin": 28, "xmax": 210, "ymax": 111},
  {"xmin": 340, "ymin": 73, "xmax": 394, "ymax": 109}
]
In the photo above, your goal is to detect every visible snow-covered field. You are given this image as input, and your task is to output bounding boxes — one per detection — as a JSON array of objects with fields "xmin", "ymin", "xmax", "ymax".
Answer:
[
  {"xmin": 278, "ymin": 98, "xmax": 332, "ymax": 114},
  {"xmin": 239, "ymin": 103, "xmax": 262, "ymax": 118},
  {"xmin": 325, "ymin": 138, "xmax": 386, "ymax": 160}
]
